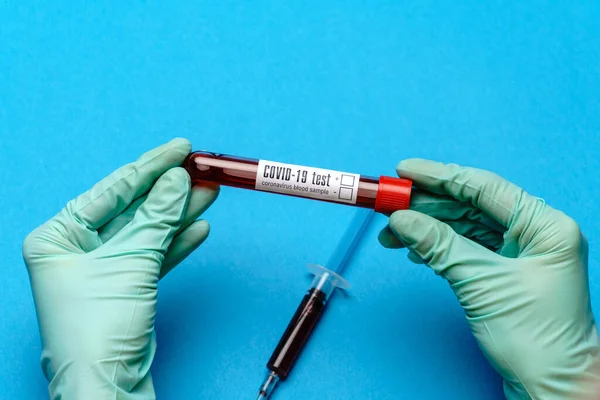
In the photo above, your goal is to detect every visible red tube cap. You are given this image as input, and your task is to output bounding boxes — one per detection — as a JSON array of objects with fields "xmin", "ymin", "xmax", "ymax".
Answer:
[{"xmin": 374, "ymin": 176, "xmax": 413, "ymax": 214}]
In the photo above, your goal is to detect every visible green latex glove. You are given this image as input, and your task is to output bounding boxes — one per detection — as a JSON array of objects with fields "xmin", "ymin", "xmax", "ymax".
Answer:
[
  {"xmin": 379, "ymin": 159, "xmax": 600, "ymax": 399},
  {"xmin": 22, "ymin": 138, "xmax": 218, "ymax": 399}
]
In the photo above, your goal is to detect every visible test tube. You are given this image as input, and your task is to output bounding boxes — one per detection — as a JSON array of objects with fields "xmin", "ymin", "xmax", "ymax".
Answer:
[{"xmin": 183, "ymin": 151, "xmax": 413, "ymax": 214}]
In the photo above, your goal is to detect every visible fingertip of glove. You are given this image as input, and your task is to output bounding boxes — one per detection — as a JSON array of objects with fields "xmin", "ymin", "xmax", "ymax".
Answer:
[
  {"xmin": 168, "ymin": 137, "xmax": 192, "ymax": 152},
  {"xmin": 397, "ymin": 157, "xmax": 450, "ymax": 176},
  {"xmin": 407, "ymin": 250, "xmax": 425, "ymax": 264},
  {"xmin": 396, "ymin": 158, "xmax": 429, "ymax": 172},
  {"xmin": 389, "ymin": 209, "xmax": 420, "ymax": 228},
  {"xmin": 149, "ymin": 168, "xmax": 192, "ymax": 200},
  {"xmin": 157, "ymin": 138, "xmax": 192, "ymax": 162},
  {"xmin": 136, "ymin": 138, "xmax": 192, "ymax": 165},
  {"xmin": 192, "ymin": 181, "xmax": 220, "ymax": 196},
  {"xmin": 377, "ymin": 226, "xmax": 394, "ymax": 248},
  {"xmin": 191, "ymin": 219, "xmax": 211, "ymax": 238},
  {"xmin": 163, "ymin": 166, "xmax": 192, "ymax": 186},
  {"xmin": 377, "ymin": 225, "xmax": 405, "ymax": 249},
  {"xmin": 388, "ymin": 210, "xmax": 433, "ymax": 245},
  {"xmin": 189, "ymin": 183, "xmax": 220, "ymax": 212}
]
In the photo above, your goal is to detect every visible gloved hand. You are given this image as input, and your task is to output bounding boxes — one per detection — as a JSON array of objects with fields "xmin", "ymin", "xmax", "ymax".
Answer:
[
  {"xmin": 22, "ymin": 138, "xmax": 218, "ymax": 399},
  {"xmin": 379, "ymin": 159, "xmax": 600, "ymax": 400}
]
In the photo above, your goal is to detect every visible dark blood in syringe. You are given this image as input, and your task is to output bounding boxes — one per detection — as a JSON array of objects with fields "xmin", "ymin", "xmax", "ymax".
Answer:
[{"xmin": 267, "ymin": 288, "xmax": 327, "ymax": 380}]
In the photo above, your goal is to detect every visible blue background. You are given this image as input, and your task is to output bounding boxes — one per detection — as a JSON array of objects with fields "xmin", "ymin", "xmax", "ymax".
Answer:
[{"xmin": 1, "ymin": 1, "xmax": 599, "ymax": 399}]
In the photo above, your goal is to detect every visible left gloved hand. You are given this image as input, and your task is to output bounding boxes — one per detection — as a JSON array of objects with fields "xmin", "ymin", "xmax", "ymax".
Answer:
[{"xmin": 22, "ymin": 138, "xmax": 218, "ymax": 399}]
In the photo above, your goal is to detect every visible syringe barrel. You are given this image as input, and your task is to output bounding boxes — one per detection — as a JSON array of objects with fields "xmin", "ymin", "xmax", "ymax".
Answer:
[
  {"xmin": 183, "ymin": 151, "xmax": 412, "ymax": 214},
  {"xmin": 266, "ymin": 287, "xmax": 327, "ymax": 380}
]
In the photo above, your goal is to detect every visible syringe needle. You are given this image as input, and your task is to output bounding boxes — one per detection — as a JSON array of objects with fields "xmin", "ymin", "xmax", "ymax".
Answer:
[
  {"xmin": 254, "ymin": 209, "xmax": 374, "ymax": 399},
  {"xmin": 256, "ymin": 371, "xmax": 279, "ymax": 399}
]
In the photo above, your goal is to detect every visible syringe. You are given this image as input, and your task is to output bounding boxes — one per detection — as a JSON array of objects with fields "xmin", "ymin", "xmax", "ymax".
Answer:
[{"xmin": 255, "ymin": 208, "xmax": 375, "ymax": 399}]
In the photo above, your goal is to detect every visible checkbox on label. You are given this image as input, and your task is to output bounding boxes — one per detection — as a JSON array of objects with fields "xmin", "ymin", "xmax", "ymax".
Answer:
[
  {"xmin": 341, "ymin": 174, "xmax": 355, "ymax": 186},
  {"xmin": 339, "ymin": 187, "xmax": 353, "ymax": 200}
]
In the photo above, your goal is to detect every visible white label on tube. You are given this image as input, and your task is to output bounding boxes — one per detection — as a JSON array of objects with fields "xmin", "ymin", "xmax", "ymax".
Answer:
[{"xmin": 255, "ymin": 160, "xmax": 360, "ymax": 204}]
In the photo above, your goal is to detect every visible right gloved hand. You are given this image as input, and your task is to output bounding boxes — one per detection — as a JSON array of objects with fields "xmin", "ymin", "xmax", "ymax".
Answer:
[{"xmin": 379, "ymin": 159, "xmax": 600, "ymax": 399}]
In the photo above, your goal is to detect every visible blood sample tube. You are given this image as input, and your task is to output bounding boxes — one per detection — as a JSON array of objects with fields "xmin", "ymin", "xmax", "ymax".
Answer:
[{"xmin": 183, "ymin": 151, "xmax": 413, "ymax": 214}]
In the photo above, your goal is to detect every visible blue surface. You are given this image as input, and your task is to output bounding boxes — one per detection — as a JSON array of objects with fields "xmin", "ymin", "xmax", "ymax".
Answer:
[{"xmin": 1, "ymin": 2, "xmax": 599, "ymax": 399}]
